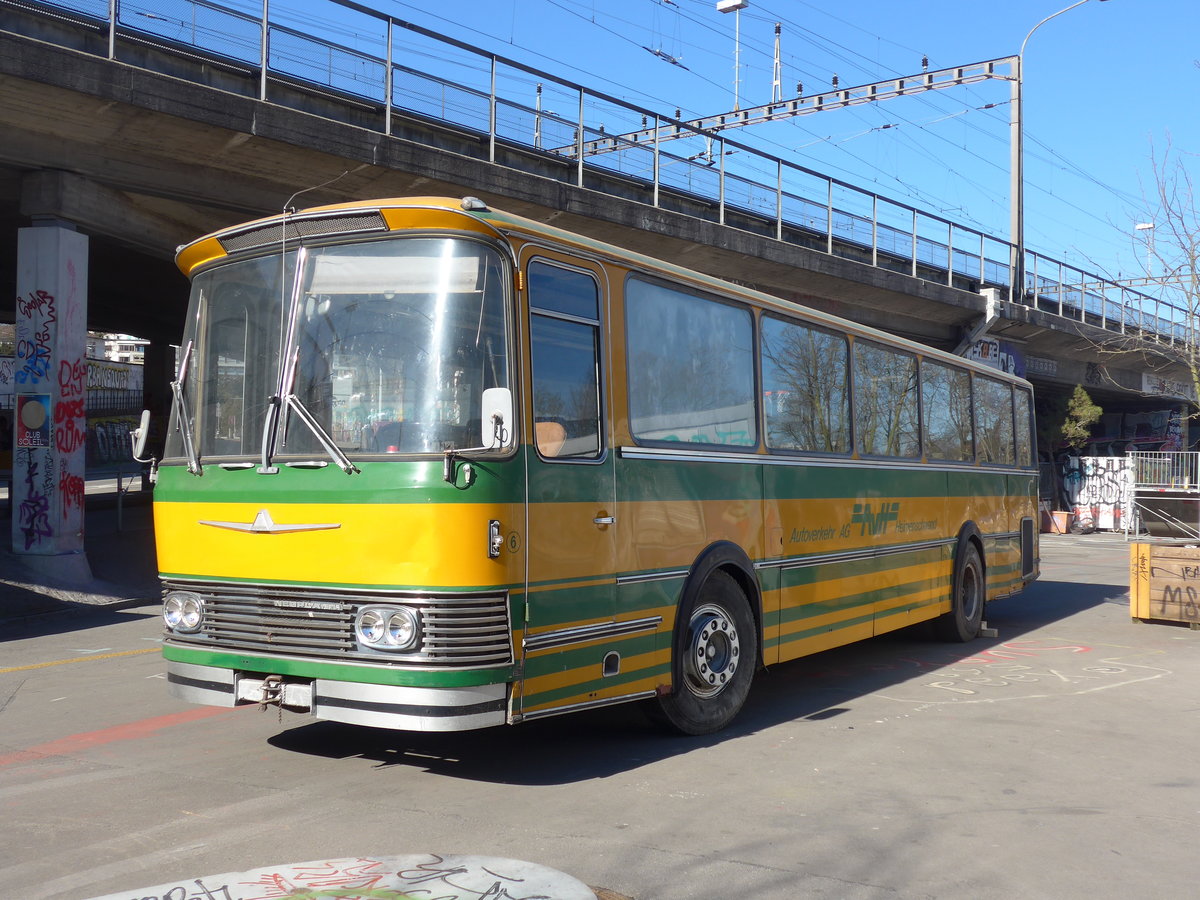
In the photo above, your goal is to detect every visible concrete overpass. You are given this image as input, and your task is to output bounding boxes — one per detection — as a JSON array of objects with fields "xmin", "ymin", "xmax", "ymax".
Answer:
[{"xmin": 0, "ymin": 1, "xmax": 1192, "ymax": 511}]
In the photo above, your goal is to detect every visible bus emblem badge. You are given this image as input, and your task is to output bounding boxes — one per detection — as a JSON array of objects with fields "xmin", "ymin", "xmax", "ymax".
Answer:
[{"xmin": 198, "ymin": 509, "xmax": 341, "ymax": 534}]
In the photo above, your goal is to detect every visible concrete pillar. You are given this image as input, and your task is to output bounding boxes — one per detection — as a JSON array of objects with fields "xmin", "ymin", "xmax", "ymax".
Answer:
[{"xmin": 13, "ymin": 222, "xmax": 91, "ymax": 581}]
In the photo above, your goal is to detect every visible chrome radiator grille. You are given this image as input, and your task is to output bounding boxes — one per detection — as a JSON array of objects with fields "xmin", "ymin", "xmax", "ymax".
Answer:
[{"xmin": 163, "ymin": 580, "xmax": 513, "ymax": 668}]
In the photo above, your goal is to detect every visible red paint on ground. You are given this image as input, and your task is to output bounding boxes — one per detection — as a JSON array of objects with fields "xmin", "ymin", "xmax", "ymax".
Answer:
[{"xmin": 0, "ymin": 706, "xmax": 243, "ymax": 768}]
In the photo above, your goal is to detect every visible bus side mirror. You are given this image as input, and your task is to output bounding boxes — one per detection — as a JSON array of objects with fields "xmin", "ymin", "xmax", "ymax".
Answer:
[
  {"xmin": 131, "ymin": 409, "xmax": 160, "ymax": 483},
  {"xmin": 482, "ymin": 388, "xmax": 514, "ymax": 450},
  {"xmin": 131, "ymin": 409, "xmax": 152, "ymax": 461}
]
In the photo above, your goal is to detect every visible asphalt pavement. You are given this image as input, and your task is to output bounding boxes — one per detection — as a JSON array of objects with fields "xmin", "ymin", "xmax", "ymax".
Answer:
[{"xmin": 4, "ymin": 524, "xmax": 1199, "ymax": 900}]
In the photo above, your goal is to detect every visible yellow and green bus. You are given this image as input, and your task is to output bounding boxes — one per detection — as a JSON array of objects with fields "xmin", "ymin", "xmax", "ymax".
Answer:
[{"xmin": 153, "ymin": 195, "xmax": 1038, "ymax": 735}]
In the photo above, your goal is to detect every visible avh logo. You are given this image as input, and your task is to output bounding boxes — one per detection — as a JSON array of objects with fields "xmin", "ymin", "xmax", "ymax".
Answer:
[{"xmin": 851, "ymin": 501, "xmax": 901, "ymax": 536}]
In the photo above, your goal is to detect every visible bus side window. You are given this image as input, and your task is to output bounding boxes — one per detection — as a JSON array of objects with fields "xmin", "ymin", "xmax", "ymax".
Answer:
[
  {"xmin": 853, "ymin": 340, "xmax": 920, "ymax": 458},
  {"xmin": 761, "ymin": 315, "xmax": 850, "ymax": 454},
  {"xmin": 1014, "ymin": 387, "xmax": 1034, "ymax": 467},
  {"xmin": 922, "ymin": 360, "xmax": 973, "ymax": 462},
  {"xmin": 975, "ymin": 375, "xmax": 1016, "ymax": 465},
  {"xmin": 528, "ymin": 261, "xmax": 602, "ymax": 460}
]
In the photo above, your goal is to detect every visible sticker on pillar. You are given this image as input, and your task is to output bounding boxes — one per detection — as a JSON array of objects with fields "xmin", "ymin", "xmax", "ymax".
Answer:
[{"xmin": 17, "ymin": 394, "xmax": 50, "ymax": 447}]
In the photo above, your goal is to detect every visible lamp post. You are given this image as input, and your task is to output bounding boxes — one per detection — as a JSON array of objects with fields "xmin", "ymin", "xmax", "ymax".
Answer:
[
  {"xmin": 1136, "ymin": 222, "xmax": 1156, "ymax": 277},
  {"xmin": 1011, "ymin": 0, "xmax": 1111, "ymax": 300},
  {"xmin": 717, "ymin": 0, "xmax": 749, "ymax": 111}
]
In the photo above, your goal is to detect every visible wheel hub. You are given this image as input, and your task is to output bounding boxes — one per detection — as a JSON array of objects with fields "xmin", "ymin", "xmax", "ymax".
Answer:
[{"xmin": 683, "ymin": 603, "xmax": 740, "ymax": 698}]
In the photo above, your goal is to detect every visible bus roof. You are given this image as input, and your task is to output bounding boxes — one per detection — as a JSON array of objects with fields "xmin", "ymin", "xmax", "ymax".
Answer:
[{"xmin": 176, "ymin": 195, "xmax": 1033, "ymax": 387}]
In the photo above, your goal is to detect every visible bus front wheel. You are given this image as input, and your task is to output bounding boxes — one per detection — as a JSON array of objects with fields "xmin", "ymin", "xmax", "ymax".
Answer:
[
  {"xmin": 937, "ymin": 541, "xmax": 984, "ymax": 642},
  {"xmin": 653, "ymin": 570, "xmax": 757, "ymax": 735}
]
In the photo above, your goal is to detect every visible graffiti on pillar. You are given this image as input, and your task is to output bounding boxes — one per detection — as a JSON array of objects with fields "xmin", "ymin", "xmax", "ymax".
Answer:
[
  {"xmin": 15, "ymin": 289, "xmax": 56, "ymax": 385},
  {"xmin": 1065, "ymin": 455, "xmax": 1133, "ymax": 531},
  {"xmin": 54, "ymin": 358, "xmax": 87, "ymax": 454},
  {"xmin": 59, "ymin": 470, "xmax": 85, "ymax": 515},
  {"xmin": 16, "ymin": 448, "xmax": 52, "ymax": 549}
]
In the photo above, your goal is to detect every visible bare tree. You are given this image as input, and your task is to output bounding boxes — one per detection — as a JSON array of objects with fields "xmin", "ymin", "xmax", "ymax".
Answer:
[{"xmin": 1144, "ymin": 138, "xmax": 1200, "ymax": 405}]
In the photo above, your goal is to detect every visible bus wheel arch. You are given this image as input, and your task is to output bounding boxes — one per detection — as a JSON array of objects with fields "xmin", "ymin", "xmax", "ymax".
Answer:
[
  {"xmin": 937, "ymin": 525, "xmax": 986, "ymax": 642},
  {"xmin": 651, "ymin": 542, "xmax": 761, "ymax": 735}
]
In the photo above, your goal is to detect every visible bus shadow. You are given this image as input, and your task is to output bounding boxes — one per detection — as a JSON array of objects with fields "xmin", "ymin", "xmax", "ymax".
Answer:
[{"xmin": 268, "ymin": 577, "xmax": 1125, "ymax": 784}]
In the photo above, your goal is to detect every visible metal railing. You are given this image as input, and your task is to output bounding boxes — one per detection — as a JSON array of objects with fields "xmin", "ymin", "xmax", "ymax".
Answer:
[
  {"xmin": 5, "ymin": 0, "xmax": 1194, "ymax": 350},
  {"xmin": 1130, "ymin": 451, "xmax": 1200, "ymax": 492}
]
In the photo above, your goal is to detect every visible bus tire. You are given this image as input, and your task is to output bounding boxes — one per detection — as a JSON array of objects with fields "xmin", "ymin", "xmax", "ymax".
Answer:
[
  {"xmin": 936, "ymin": 540, "xmax": 984, "ymax": 642},
  {"xmin": 652, "ymin": 570, "xmax": 757, "ymax": 735}
]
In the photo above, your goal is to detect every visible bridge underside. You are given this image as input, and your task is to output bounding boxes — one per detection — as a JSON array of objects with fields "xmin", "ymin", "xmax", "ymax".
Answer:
[{"xmin": 0, "ymin": 18, "xmax": 1188, "ymax": 418}]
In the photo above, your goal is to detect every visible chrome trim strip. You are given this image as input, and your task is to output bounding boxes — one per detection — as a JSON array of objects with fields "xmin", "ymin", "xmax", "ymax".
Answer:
[
  {"xmin": 983, "ymin": 530, "xmax": 1023, "ymax": 542},
  {"xmin": 162, "ymin": 577, "xmax": 521, "ymax": 598},
  {"xmin": 199, "ymin": 509, "xmax": 340, "ymax": 534},
  {"xmin": 523, "ymin": 616, "xmax": 663, "ymax": 652},
  {"xmin": 517, "ymin": 690, "xmax": 658, "ymax": 723},
  {"xmin": 617, "ymin": 445, "xmax": 1036, "ymax": 476},
  {"xmin": 755, "ymin": 537, "xmax": 956, "ymax": 572},
  {"xmin": 616, "ymin": 569, "xmax": 689, "ymax": 586}
]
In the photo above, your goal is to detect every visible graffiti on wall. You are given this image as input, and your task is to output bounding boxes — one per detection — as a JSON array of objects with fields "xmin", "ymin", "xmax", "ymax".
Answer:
[
  {"xmin": 0, "ymin": 357, "xmax": 143, "ymax": 468},
  {"xmin": 1063, "ymin": 455, "xmax": 1133, "ymax": 531}
]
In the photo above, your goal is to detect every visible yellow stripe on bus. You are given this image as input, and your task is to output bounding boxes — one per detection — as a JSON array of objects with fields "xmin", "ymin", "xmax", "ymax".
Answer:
[{"xmin": 155, "ymin": 500, "xmax": 523, "ymax": 588}]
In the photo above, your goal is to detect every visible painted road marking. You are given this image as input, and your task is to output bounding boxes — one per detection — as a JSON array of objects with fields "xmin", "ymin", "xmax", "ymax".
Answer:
[
  {"xmin": 0, "ymin": 705, "xmax": 242, "ymax": 768},
  {"xmin": 0, "ymin": 647, "xmax": 158, "ymax": 674}
]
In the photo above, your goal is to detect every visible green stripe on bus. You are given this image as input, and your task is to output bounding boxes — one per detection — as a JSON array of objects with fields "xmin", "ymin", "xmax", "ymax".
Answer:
[
  {"xmin": 522, "ymin": 631, "xmax": 661, "ymax": 673},
  {"xmin": 154, "ymin": 456, "xmax": 529, "ymax": 504},
  {"xmin": 163, "ymin": 644, "xmax": 514, "ymax": 687},
  {"xmin": 776, "ymin": 545, "xmax": 947, "ymax": 590},
  {"xmin": 774, "ymin": 574, "xmax": 950, "ymax": 629},
  {"xmin": 765, "ymin": 609, "xmax": 876, "ymax": 650},
  {"xmin": 522, "ymin": 661, "xmax": 670, "ymax": 709}
]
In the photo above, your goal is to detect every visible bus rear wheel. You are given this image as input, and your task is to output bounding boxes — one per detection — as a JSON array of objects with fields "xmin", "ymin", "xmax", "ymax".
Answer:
[
  {"xmin": 653, "ymin": 570, "xmax": 756, "ymax": 735},
  {"xmin": 936, "ymin": 541, "xmax": 984, "ymax": 642}
]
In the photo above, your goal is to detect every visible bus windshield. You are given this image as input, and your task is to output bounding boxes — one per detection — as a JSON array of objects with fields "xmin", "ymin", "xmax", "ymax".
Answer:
[{"xmin": 167, "ymin": 236, "xmax": 511, "ymax": 462}]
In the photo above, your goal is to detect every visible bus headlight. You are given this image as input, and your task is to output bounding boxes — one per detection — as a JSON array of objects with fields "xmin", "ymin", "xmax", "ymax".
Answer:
[
  {"xmin": 356, "ymin": 605, "xmax": 421, "ymax": 651},
  {"xmin": 163, "ymin": 591, "xmax": 204, "ymax": 634},
  {"xmin": 387, "ymin": 609, "xmax": 420, "ymax": 649}
]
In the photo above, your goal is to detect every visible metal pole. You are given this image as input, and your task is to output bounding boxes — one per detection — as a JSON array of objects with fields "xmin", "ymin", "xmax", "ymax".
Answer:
[
  {"xmin": 718, "ymin": 136, "xmax": 725, "ymax": 225},
  {"xmin": 978, "ymin": 231, "xmax": 985, "ymax": 287},
  {"xmin": 871, "ymin": 195, "xmax": 879, "ymax": 268},
  {"xmin": 946, "ymin": 221, "xmax": 954, "ymax": 286},
  {"xmin": 1009, "ymin": 53, "xmax": 1021, "ymax": 303},
  {"xmin": 108, "ymin": 0, "xmax": 117, "ymax": 59},
  {"xmin": 734, "ymin": 8, "xmax": 741, "ymax": 111},
  {"xmin": 1012, "ymin": 1, "xmax": 1106, "ymax": 305},
  {"xmin": 384, "ymin": 18, "xmax": 393, "ymax": 136},
  {"xmin": 260, "ymin": 0, "xmax": 269, "ymax": 102},
  {"xmin": 534, "ymin": 84, "xmax": 543, "ymax": 149},
  {"xmin": 576, "ymin": 89, "xmax": 585, "ymax": 187},
  {"xmin": 826, "ymin": 180, "xmax": 834, "ymax": 256},
  {"xmin": 488, "ymin": 57, "xmax": 497, "ymax": 163},
  {"xmin": 910, "ymin": 210, "xmax": 918, "ymax": 278},
  {"xmin": 775, "ymin": 160, "xmax": 783, "ymax": 241},
  {"xmin": 654, "ymin": 115, "xmax": 662, "ymax": 209}
]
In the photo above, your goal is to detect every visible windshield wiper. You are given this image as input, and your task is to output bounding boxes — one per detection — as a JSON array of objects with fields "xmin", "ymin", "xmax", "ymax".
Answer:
[
  {"xmin": 260, "ymin": 347, "xmax": 358, "ymax": 475},
  {"xmin": 283, "ymin": 394, "xmax": 359, "ymax": 474},
  {"xmin": 171, "ymin": 340, "xmax": 202, "ymax": 476}
]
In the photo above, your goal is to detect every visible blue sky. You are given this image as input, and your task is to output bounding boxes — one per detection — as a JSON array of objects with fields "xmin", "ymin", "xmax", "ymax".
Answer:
[{"xmin": 288, "ymin": 0, "xmax": 1194, "ymax": 282}]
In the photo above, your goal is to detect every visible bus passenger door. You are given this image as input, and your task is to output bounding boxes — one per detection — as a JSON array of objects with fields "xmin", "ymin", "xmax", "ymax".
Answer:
[{"xmin": 518, "ymin": 254, "xmax": 617, "ymax": 720}]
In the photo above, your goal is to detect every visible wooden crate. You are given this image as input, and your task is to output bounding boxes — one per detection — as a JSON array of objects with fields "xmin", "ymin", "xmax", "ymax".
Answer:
[{"xmin": 1130, "ymin": 543, "xmax": 1200, "ymax": 628}]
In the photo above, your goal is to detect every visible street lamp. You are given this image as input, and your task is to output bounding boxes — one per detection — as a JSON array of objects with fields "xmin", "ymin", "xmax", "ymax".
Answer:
[
  {"xmin": 1136, "ymin": 222, "xmax": 1156, "ymax": 277},
  {"xmin": 717, "ymin": 0, "xmax": 749, "ymax": 111},
  {"xmin": 1011, "ymin": 0, "xmax": 1112, "ymax": 299}
]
